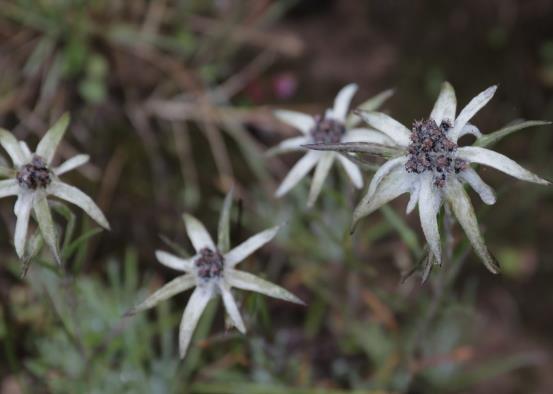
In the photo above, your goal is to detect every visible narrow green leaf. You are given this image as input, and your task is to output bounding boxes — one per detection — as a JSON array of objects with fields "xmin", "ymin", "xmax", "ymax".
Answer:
[
  {"xmin": 357, "ymin": 89, "xmax": 395, "ymax": 112},
  {"xmin": 62, "ymin": 227, "xmax": 103, "ymax": 260},
  {"xmin": 304, "ymin": 141, "xmax": 403, "ymax": 159},
  {"xmin": 445, "ymin": 178, "xmax": 500, "ymax": 273},
  {"xmin": 33, "ymin": 195, "xmax": 61, "ymax": 265},
  {"xmin": 36, "ymin": 113, "xmax": 70, "ymax": 165},
  {"xmin": 159, "ymin": 234, "xmax": 190, "ymax": 258},
  {"xmin": 475, "ymin": 120, "xmax": 551, "ymax": 148},
  {"xmin": 52, "ymin": 202, "xmax": 76, "ymax": 252},
  {"xmin": 217, "ymin": 189, "xmax": 234, "ymax": 253},
  {"xmin": 346, "ymin": 89, "xmax": 395, "ymax": 128},
  {"xmin": 21, "ymin": 230, "xmax": 45, "ymax": 277}
]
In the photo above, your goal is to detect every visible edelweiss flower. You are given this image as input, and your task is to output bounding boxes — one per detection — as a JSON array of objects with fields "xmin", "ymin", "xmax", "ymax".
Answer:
[
  {"xmin": 272, "ymin": 83, "xmax": 394, "ymax": 206},
  {"xmin": 129, "ymin": 192, "xmax": 303, "ymax": 358},
  {"xmin": 353, "ymin": 82, "xmax": 550, "ymax": 272},
  {"xmin": 0, "ymin": 114, "xmax": 110, "ymax": 263}
]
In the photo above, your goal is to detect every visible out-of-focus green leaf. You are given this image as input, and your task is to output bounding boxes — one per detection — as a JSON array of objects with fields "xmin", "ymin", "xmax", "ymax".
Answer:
[
  {"xmin": 79, "ymin": 78, "xmax": 107, "ymax": 104},
  {"xmin": 380, "ymin": 205, "xmax": 421, "ymax": 255},
  {"xmin": 446, "ymin": 352, "xmax": 545, "ymax": 391},
  {"xmin": 23, "ymin": 37, "xmax": 55, "ymax": 76},
  {"xmin": 190, "ymin": 382, "xmax": 382, "ymax": 394}
]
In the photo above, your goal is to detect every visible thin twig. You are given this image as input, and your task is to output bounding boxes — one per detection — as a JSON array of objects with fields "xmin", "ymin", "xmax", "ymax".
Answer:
[
  {"xmin": 198, "ymin": 97, "xmax": 234, "ymax": 186},
  {"xmin": 186, "ymin": 14, "xmax": 303, "ymax": 57},
  {"xmin": 171, "ymin": 121, "xmax": 199, "ymax": 194},
  {"xmin": 212, "ymin": 50, "xmax": 277, "ymax": 102},
  {"xmin": 140, "ymin": 0, "xmax": 166, "ymax": 38}
]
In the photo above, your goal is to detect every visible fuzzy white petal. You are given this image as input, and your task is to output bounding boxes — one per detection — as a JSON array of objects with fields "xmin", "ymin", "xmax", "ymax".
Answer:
[
  {"xmin": 333, "ymin": 83, "xmax": 358, "ymax": 122},
  {"xmin": 458, "ymin": 146, "xmax": 549, "ymax": 185},
  {"xmin": 0, "ymin": 129, "xmax": 27, "ymax": 167},
  {"xmin": 273, "ymin": 110, "xmax": 315, "ymax": 134},
  {"xmin": 267, "ymin": 136, "xmax": 308, "ymax": 156},
  {"xmin": 449, "ymin": 86, "xmax": 497, "ymax": 142},
  {"xmin": 353, "ymin": 166, "xmax": 413, "ymax": 225},
  {"xmin": 456, "ymin": 123, "xmax": 482, "ymax": 140},
  {"xmin": 342, "ymin": 128, "xmax": 395, "ymax": 145},
  {"xmin": 406, "ymin": 181, "xmax": 421, "ymax": 214},
  {"xmin": 430, "ymin": 81, "xmax": 457, "ymax": 125},
  {"xmin": 183, "ymin": 213, "xmax": 215, "ymax": 252},
  {"xmin": 307, "ymin": 152, "xmax": 334, "ymax": 207},
  {"xmin": 418, "ymin": 175, "xmax": 442, "ymax": 263},
  {"xmin": 445, "ymin": 178, "xmax": 500, "ymax": 273},
  {"xmin": 132, "ymin": 275, "xmax": 195, "ymax": 314},
  {"xmin": 155, "ymin": 250, "xmax": 194, "ymax": 272},
  {"xmin": 14, "ymin": 193, "xmax": 33, "ymax": 258},
  {"xmin": 225, "ymin": 225, "xmax": 280, "ymax": 268},
  {"xmin": 36, "ymin": 113, "xmax": 70, "ymax": 165},
  {"xmin": 179, "ymin": 287, "xmax": 212, "ymax": 358},
  {"xmin": 365, "ymin": 156, "xmax": 407, "ymax": 200},
  {"xmin": 337, "ymin": 155, "xmax": 363, "ymax": 188},
  {"xmin": 54, "ymin": 154, "xmax": 90, "ymax": 176},
  {"xmin": 0, "ymin": 179, "xmax": 19, "ymax": 198},
  {"xmin": 219, "ymin": 282, "xmax": 246, "ymax": 333},
  {"xmin": 357, "ymin": 111, "xmax": 411, "ymax": 146},
  {"xmin": 48, "ymin": 181, "xmax": 110, "ymax": 229},
  {"xmin": 458, "ymin": 168, "xmax": 496, "ymax": 205},
  {"xmin": 33, "ymin": 194, "xmax": 60, "ymax": 264},
  {"xmin": 275, "ymin": 151, "xmax": 320, "ymax": 198},
  {"xmin": 227, "ymin": 269, "xmax": 304, "ymax": 305},
  {"xmin": 19, "ymin": 142, "xmax": 32, "ymax": 162}
]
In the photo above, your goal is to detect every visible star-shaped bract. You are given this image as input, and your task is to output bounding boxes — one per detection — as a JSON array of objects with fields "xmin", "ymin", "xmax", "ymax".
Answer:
[
  {"xmin": 353, "ymin": 82, "xmax": 549, "ymax": 272},
  {"xmin": 272, "ymin": 84, "xmax": 394, "ymax": 206},
  {"xmin": 0, "ymin": 114, "xmax": 110, "ymax": 263},
  {"xmin": 129, "ymin": 191, "xmax": 303, "ymax": 358}
]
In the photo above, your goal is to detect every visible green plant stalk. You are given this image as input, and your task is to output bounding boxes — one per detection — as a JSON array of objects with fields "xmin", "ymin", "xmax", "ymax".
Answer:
[{"xmin": 404, "ymin": 204, "xmax": 470, "ymax": 387}]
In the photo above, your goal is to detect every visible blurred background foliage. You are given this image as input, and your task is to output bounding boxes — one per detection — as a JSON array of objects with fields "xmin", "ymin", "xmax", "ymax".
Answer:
[{"xmin": 1, "ymin": 0, "xmax": 553, "ymax": 393}]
